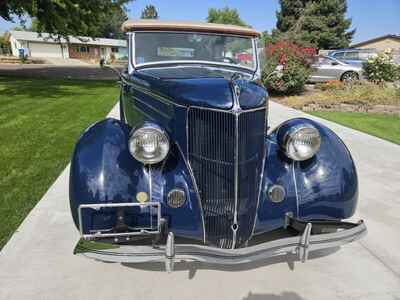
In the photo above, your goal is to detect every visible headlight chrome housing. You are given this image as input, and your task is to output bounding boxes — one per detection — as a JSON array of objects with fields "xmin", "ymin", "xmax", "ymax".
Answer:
[
  {"xmin": 129, "ymin": 126, "xmax": 170, "ymax": 164},
  {"xmin": 279, "ymin": 124, "xmax": 321, "ymax": 161}
]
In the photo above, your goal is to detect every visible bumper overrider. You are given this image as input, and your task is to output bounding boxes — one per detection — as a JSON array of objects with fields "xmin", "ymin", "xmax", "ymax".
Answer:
[{"xmin": 74, "ymin": 203, "xmax": 367, "ymax": 272}]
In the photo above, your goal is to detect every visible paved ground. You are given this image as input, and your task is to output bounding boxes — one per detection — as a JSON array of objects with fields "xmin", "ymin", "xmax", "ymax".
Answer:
[
  {"xmin": 0, "ymin": 63, "xmax": 120, "ymax": 80},
  {"xmin": 41, "ymin": 57, "xmax": 92, "ymax": 66},
  {"xmin": 0, "ymin": 102, "xmax": 399, "ymax": 300}
]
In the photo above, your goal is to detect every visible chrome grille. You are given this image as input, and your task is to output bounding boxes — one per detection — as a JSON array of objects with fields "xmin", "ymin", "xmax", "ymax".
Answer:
[{"xmin": 188, "ymin": 107, "xmax": 266, "ymax": 248}]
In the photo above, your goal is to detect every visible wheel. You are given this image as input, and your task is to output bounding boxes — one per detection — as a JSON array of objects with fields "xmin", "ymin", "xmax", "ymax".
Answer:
[{"xmin": 341, "ymin": 71, "xmax": 359, "ymax": 83}]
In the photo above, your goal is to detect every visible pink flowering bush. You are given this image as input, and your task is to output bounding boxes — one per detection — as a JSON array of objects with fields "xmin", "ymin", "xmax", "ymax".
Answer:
[{"xmin": 262, "ymin": 40, "xmax": 315, "ymax": 95}]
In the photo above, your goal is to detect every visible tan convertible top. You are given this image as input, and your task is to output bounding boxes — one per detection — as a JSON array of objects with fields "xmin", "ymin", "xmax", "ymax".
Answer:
[{"xmin": 122, "ymin": 20, "xmax": 260, "ymax": 37}]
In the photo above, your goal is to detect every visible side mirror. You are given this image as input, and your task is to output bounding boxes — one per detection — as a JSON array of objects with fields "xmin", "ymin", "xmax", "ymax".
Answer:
[{"xmin": 331, "ymin": 61, "xmax": 339, "ymax": 66}]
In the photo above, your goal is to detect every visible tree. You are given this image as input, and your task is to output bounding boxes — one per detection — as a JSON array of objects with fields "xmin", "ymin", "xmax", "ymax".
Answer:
[
  {"xmin": 260, "ymin": 31, "xmax": 275, "ymax": 47},
  {"xmin": 0, "ymin": 0, "xmax": 131, "ymax": 39},
  {"xmin": 141, "ymin": 5, "xmax": 159, "ymax": 19},
  {"xmin": 274, "ymin": 0, "xmax": 355, "ymax": 49},
  {"xmin": 207, "ymin": 7, "xmax": 248, "ymax": 27},
  {"xmin": 96, "ymin": 6, "xmax": 128, "ymax": 39},
  {"xmin": 0, "ymin": 33, "xmax": 11, "ymax": 55}
]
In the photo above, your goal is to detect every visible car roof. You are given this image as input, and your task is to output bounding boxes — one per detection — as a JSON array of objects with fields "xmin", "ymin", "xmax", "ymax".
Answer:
[
  {"xmin": 330, "ymin": 49, "xmax": 375, "ymax": 54},
  {"xmin": 122, "ymin": 19, "xmax": 260, "ymax": 37}
]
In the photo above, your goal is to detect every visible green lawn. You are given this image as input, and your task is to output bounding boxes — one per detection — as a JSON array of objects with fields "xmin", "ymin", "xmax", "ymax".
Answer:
[
  {"xmin": 309, "ymin": 111, "xmax": 400, "ymax": 145},
  {"xmin": 0, "ymin": 76, "xmax": 118, "ymax": 249}
]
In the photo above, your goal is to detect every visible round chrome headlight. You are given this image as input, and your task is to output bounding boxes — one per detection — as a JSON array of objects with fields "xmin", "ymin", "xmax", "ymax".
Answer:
[
  {"xmin": 129, "ymin": 127, "xmax": 169, "ymax": 164},
  {"xmin": 281, "ymin": 124, "xmax": 321, "ymax": 161}
]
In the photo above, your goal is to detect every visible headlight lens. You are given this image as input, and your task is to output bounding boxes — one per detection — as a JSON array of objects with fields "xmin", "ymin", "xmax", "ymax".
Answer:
[
  {"xmin": 282, "ymin": 125, "xmax": 321, "ymax": 161},
  {"xmin": 129, "ymin": 127, "xmax": 169, "ymax": 164}
]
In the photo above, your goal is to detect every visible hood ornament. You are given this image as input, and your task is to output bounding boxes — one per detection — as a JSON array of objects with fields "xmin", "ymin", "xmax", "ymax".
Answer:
[{"xmin": 231, "ymin": 72, "xmax": 243, "ymax": 99}]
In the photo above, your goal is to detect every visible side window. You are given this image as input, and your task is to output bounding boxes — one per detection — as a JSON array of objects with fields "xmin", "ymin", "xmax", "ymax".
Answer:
[
  {"xmin": 344, "ymin": 51, "xmax": 360, "ymax": 60},
  {"xmin": 333, "ymin": 52, "xmax": 345, "ymax": 59},
  {"xmin": 359, "ymin": 52, "xmax": 377, "ymax": 60}
]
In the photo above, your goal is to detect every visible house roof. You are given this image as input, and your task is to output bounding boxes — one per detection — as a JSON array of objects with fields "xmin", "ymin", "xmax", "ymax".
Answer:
[
  {"xmin": 7, "ymin": 30, "xmax": 127, "ymax": 47},
  {"xmin": 122, "ymin": 20, "xmax": 260, "ymax": 37},
  {"xmin": 351, "ymin": 34, "xmax": 400, "ymax": 48}
]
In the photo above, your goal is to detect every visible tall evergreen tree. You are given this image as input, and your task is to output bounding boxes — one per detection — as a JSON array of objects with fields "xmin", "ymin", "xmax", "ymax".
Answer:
[
  {"xmin": 96, "ymin": 6, "xmax": 128, "ymax": 39},
  {"xmin": 141, "ymin": 5, "xmax": 159, "ymax": 19},
  {"xmin": 274, "ymin": 0, "xmax": 355, "ymax": 49}
]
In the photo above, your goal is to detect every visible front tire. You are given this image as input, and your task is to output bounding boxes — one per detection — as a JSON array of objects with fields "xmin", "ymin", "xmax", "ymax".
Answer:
[{"xmin": 341, "ymin": 71, "xmax": 359, "ymax": 83}]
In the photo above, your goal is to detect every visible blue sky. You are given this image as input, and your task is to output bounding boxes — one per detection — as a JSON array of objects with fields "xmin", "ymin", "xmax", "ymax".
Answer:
[{"xmin": 1, "ymin": 0, "xmax": 399, "ymax": 43}]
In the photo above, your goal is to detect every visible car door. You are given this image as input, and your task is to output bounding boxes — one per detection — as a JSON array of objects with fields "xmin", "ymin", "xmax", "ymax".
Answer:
[
  {"xmin": 343, "ymin": 51, "xmax": 363, "ymax": 67},
  {"xmin": 310, "ymin": 56, "xmax": 342, "ymax": 82}
]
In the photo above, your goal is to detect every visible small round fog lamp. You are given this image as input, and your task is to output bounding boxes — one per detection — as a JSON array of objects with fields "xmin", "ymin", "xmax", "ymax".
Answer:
[
  {"xmin": 167, "ymin": 189, "xmax": 186, "ymax": 208},
  {"xmin": 268, "ymin": 185, "xmax": 286, "ymax": 203}
]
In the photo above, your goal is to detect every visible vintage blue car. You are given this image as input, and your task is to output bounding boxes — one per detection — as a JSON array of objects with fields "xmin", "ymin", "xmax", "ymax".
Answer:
[{"xmin": 69, "ymin": 20, "xmax": 366, "ymax": 271}]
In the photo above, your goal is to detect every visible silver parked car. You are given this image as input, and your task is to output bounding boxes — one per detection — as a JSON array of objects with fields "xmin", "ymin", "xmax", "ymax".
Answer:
[
  {"xmin": 309, "ymin": 56, "xmax": 363, "ymax": 82},
  {"xmin": 328, "ymin": 49, "xmax": 377, "ymax": 67}
]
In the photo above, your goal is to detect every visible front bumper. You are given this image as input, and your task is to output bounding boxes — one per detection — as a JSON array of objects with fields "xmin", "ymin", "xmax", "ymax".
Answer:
[{"xmin": 74, "ymin": 217, "xmax": 367, "ymax": 272}]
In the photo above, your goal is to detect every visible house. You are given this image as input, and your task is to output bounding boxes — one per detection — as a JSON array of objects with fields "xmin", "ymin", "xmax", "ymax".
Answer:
[
  {"xmin": 5, "ymin": 30, "xmax": 127, "ymax": 61},
  {"xmin": 350, "ymin": 34, "xmax": 400, "ymax": 52}
]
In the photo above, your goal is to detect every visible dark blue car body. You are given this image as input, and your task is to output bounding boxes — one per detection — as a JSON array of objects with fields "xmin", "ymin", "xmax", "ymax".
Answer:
[{"xmin": 69, "ymin": 22, "xmax": 365, "ymax": 267}]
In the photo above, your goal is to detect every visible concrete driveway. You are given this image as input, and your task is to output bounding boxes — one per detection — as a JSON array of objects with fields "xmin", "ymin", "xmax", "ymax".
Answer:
[{"xmin": 0, "ymin": 102, "xmax": 399, "ymax": 300}]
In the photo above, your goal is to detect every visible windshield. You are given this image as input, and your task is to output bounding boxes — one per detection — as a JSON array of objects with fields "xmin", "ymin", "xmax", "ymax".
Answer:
[{"xmin": 133, "ymin": 32, "xmax": 256, "ymax": 70}]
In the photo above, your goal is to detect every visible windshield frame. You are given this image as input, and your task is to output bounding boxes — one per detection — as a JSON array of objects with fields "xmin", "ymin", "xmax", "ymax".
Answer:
[{"xmin": 130, "ymin": 31, "xmax": 259, "ymax": 72}]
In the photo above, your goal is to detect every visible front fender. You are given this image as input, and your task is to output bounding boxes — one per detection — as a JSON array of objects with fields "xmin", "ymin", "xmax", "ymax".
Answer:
[
  {"xmin": 254, "ymin": 118, "xmax": 358, "ymax": 235},
  {"xmin": 69, "ymin": 118, "xmax": 149, "ymax": 230},
  {"xmin": 69, "ymin": 118, "xmax": 204, "ymax": 240}
]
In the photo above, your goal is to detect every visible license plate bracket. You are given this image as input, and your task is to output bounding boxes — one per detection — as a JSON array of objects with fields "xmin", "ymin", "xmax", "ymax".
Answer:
[{"xmin": 78, "ymin": 202, "xmax": 161, "ymax": 239}]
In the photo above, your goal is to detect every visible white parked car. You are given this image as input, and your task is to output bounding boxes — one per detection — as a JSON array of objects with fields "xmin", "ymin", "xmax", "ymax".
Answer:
[{"xmin": 309, "ymin": 56, "xmax": 363, "ymax": 82}]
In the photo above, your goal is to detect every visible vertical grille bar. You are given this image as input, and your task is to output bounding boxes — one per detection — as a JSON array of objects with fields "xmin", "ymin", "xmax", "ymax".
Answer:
[{"xmin": 188, "ymin": 107, "xmax": 265, "ymax": 248}]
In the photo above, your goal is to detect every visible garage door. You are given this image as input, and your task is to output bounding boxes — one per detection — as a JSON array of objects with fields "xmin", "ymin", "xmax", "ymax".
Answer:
[{"xmin": 29, "ymin": 42, "xmax": 63, "ymax": 58}]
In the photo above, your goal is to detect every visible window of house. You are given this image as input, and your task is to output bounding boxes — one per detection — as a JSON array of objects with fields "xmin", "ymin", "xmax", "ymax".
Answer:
[
  {"xmin": 76, "ymin": 46, "xmax": 89, "ymax": 53},
  {"xmin": 111, "ymin": 47, "xmax": 119, "ymax": 53}
]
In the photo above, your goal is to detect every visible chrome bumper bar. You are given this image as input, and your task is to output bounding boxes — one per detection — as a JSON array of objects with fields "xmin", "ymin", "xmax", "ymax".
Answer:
[{"xmin": 74, "ymin": 219, "xmax": 367, "ymax": 272}]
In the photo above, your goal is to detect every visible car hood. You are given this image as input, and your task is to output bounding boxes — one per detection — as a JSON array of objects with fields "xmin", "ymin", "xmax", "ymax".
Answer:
[{"xmin": 135, "ymin": 66, "xmax": 267, "ymax": 110}]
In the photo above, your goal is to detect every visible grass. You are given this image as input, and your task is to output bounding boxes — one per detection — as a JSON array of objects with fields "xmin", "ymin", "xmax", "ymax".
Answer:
[
  {"xmin": 280, "ymin": 82, "xmax": 400, "ymax": 109},
  {"xmin": 309, "ymin": 111, "xmax": 400, "ymax": 145},
  {"xmin": 0, "ymin": 76, "xmax": 118, "ymax": 249}
]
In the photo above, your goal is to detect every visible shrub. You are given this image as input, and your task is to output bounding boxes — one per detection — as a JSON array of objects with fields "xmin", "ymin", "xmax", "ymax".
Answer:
[
  {"xmin": 363, "ymin": 50, "xmax": 398, "ymax": 83},
  {"xmin": 261, "ymin": 40, "xmax": 315, "ymax": 95},
  {"xmin": 280, "ymin": 82, "xmax": 400, "ymax": 109},
  {"xmin": 396, "ymin": 65, "xmax": 400, "ymax": 81}
]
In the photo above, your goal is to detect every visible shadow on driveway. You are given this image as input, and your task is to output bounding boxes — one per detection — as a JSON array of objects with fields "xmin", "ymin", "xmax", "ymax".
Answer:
[{"xmin": 242, "ymin": 291, "xmax": 305, "ymax": 300}]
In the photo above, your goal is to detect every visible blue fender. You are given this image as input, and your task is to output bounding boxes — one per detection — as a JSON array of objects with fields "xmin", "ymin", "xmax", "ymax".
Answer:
[
  {"xmin": 254, "ymin": 118, "xmax": 358, "ymax": 235},
  {"xmin": 69, "ymin": 118, "xmax": 204, "ymax": 240},
  {"xmin": 69, "ymin": 118, "xmax": 149, "ymax": 231}
]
